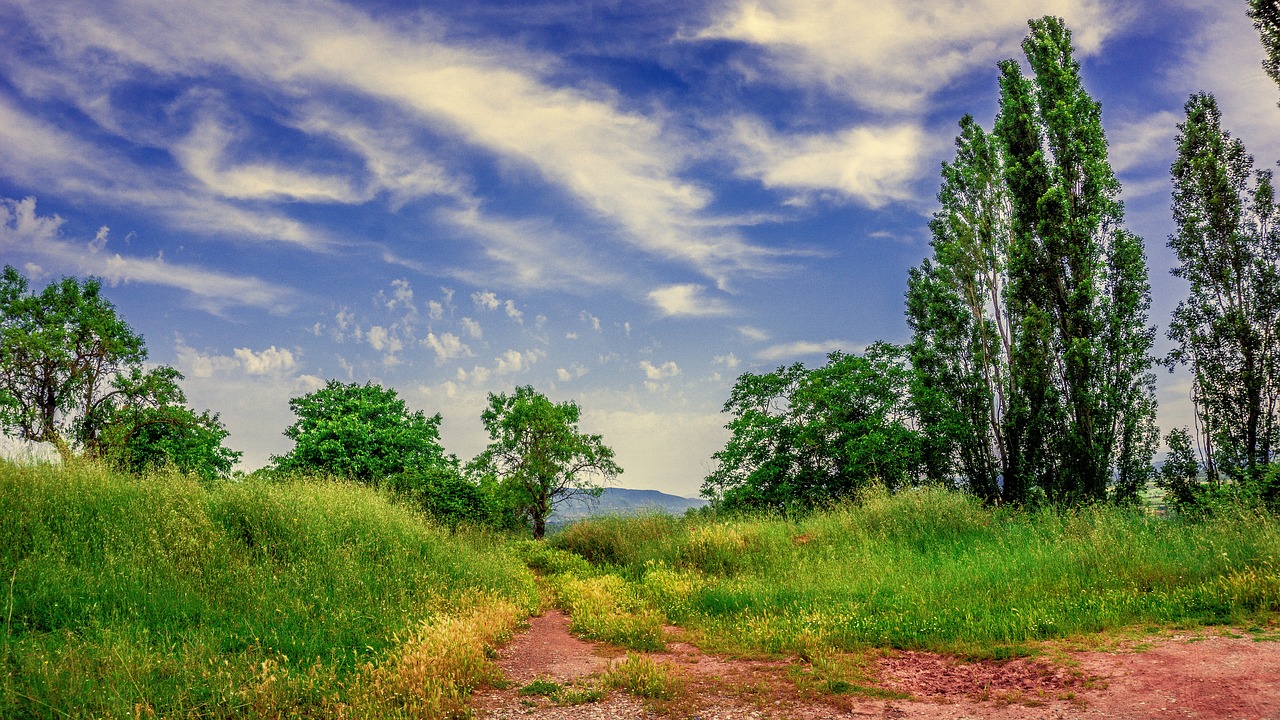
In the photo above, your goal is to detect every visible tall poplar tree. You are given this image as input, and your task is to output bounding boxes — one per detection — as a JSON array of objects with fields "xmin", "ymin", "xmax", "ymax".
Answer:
[
  {"xmin": 1167, "ymin": 93, "xmax": 1280, "ymax": 481},
  {"xmin": 1249, "ymin": 0, "xmax": 1280, "ymax": 101},
  {"xmin": 906, "ymin": 116, "xmax": 1011, "ymax": 503},
  {"xmin": 908, "ymin": 17, "xmax": 1158, "ymax": 504}
]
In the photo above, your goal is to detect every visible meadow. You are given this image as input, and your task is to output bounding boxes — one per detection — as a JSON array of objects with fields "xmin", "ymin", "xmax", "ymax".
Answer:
[
  {"xmin": 3, "ymin": 462, "xmax": 1279, "ymax": 718},
  {"xmin": 0, "ymin": 461, "xmax": 538, "ymax": 718}
]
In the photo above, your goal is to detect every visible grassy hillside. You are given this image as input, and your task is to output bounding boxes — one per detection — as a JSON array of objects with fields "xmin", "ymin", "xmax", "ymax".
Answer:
[
  {"xmin": 548, "ymin": 488, "xmax": 1280, "ymax": 658},
  {"xmin": 0, "ymin": 461, "xmax": 539, "ymax": 719}
]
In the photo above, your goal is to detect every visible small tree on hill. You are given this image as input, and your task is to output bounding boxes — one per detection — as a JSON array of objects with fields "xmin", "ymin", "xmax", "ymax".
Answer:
[
  {"xmin": 0, "ymin": 265, "xmax": 238, "ymax": 476},
  {"xmin": 468, "ymin": 386, "xmax": 620, "ymax": 539},
  {"xmin": 273, "ymin": 380, "xmax": 454, "ymax": 483},
  {"xmin": 703, "ymin": 344, "xmax": 922, "ymax": 512}
]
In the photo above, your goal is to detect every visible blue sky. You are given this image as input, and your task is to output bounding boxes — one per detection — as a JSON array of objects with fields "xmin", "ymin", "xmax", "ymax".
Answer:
[{"xmin": 1, "ymin": 0, "xmax": 1277, "ymax": 496}]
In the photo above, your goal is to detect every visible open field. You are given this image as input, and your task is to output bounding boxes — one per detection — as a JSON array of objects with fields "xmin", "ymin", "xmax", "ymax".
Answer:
[{"xmin": 3, "ymin": 464, "xmax": 1279, "ymax": 718}]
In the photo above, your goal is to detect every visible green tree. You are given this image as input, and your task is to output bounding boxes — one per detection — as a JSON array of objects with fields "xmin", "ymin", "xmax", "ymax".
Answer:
[
  {"xmin": 92, "ymin": 365, "xmax": 240, "ymax": 480},
  {"xmin": 1158, "ymin": 427, "xmax": 1207, "ymax": 515},
  {"xmin": 1167, "ymin": 93, "xmax": 1280, "ymax": 483},
  {"xmin": 908, "ymin": 18, "xmax": 1159, "ymax": 505},
  {"xmin": 0, "ymin": 266, "xmax": 237, "ymax": 476},
  {"xmin": 468, "ymin": 386, "xmax": 620, "ymax": 539},
  {"xmin": 1249, "ymin": 0, "xmax": 1280, "ymax": 101},
  {"xmin": 0, "ymin": 265, "xmax": 145, "ymax": 461},
  {"xmin": 996, "ymin": 17, "xmax": 1158, "ymax": 504},
  {"xmin": 703, "ymin": 344, "xmax": 922, "ymax": 512},
  {"xmin": 906, "ymin": 115, "xmax": 1012, "ymax": 503},
  {"xmin": 273, "ymin": 380, "xmax": 454, "ymax": 484}
]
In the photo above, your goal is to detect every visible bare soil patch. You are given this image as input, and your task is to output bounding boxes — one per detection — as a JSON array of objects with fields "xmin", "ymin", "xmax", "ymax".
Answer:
[{"xmin": 474, "ymin": 612, "xmax": 1280, "ymax": 720}]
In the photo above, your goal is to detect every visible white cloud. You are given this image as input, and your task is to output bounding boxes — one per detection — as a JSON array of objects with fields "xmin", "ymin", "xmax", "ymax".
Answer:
[
  {"xmin": 580, "ymin": 310, "xmax": 602, "ymax": 331},
  {"xmin": 1171, "ymin": 2, "xmax": 1280, "ymax": 158},
  {"xmin": 4, "ymin": 0, "xmax": 780, "ymax": 284},
  {"xmin": 383, "ymin": 278, "xmax": 415, "ymax": 311},
  {"xmin": 364, "ymin": 325, "xmax": 404, "ymax": 354},
  {"xmin": 504, "ymin": 299, "xmax": 524, "ymax": 324},
  {"xmin": 648, "ymin": 284, "xmax": 733, "ymax": 318},
  {"xmin": 176, "ymin": 116, "xmax": 361, "ymax": 203},
  {"xmin": 0, "ymin": 96, "xmax": 321, "ymax": 248},
  {"xmin": 713, "ymin": 353, "xmax": 741, "ymax": 370},
  {"xmin": 730, "ymin": 119, "xmax": 933, "ymax": 207},
  {"xmin": 460, "ymin": 317, "xmax": 483, "ymax": 339},
  {"xmin": 472, "ymin": 290, "xmax": 502, "ymax": 311},
  {"xmin": 424, "ymin": 331, "xmax": 473, "ymax": 363},
  {"xmin": 557, "ymin": 364, "xmax": 589, "ymax": 382},
  {"xmin": 0, "ymin": 196, "xmax": 294, "ymax": 313},
  {"xmin": 1109, "ymin": 110, "xmax": 1180, "ymax": 176},
  {"xmin": 756, "ymin": 340, "xmax": 858, "ymax": 362},
  {"xmin": 696, "ymin": 0, "xmax": 1120, "ymax": 111},
  {"xmin": 738, "ymin": 326, "xmax": 770, "ymax": 342},
  {"xmin": 233, "ymin": 346, "xmax": 297, "ymax": 376},
  {"xmin": 176, "ymin": 342, "xmax": 240, "ymax": 379},
  {"xmin": 440, "ymin": 204, "xmax": 623, "ymax": 290},
  {"xmin": 496, "ymin": 348, "xmax": 544, "ymax": 375},
  {"xmin": 640, "ymin": 360, "xmax": 681, "ymax": 380}
]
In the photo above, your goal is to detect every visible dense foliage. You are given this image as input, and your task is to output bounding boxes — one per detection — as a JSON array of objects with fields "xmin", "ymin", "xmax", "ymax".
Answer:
[
  {"xmin": 702, "ymin": 344, "xmax": 921, "ymax": 511},
  {"xmin": 1165, "ymin": 92, "xmax": 1280, "ymax": 510},
  {"xmin": 273, "ymin": 379, "xmax": 454, "ymax": 482},
  {"xmin": 908, "ymin": 17, "xmax": 1158, "ymax": 506},
  {"xmin": 1251, "ymin": 0, "xmax": 1280, "ymax": 102},
  {"xmin": 0, "ymin": 266, "xmax": 238, "ymax": 477},
  {"xmin": 469, "ymin": 385, "xmax": 621, "ymax": 538}
]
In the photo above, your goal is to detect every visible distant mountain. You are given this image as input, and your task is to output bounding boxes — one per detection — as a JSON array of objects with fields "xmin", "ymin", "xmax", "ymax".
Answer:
[{"xmin": 549, "ymin": 487, "xmax": 708, "ymax": 523}]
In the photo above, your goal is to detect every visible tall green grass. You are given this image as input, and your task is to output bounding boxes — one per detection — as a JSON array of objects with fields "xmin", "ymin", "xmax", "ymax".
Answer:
[
  {"xmin": 551, "ymin": 487, "xmax": 1280, "ymax": 657},
  {"xmin": 0, "ymin": 460, "xmax": 538, "ymax": 718}
]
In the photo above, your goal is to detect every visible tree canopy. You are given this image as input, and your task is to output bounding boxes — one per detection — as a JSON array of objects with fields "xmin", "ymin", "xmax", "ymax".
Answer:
[
  {"xmin": 1167, "ymin": 92, "xmax": 1280, "ymax": 487},
  {"xmin": 907, "ymin": 16, "xmax": 1158, "ymax": 506},
  {"xmin": 0, "ymin": 265, "xmax": 237, "ymax": 477},
  {"xmin": 272, "ymin": 380, "xmax": 454, "ymax": 483},
  {"xmin": 702, "ymin": 344, "xmax": 922, "ymax": 512},
  {"xmin": 468, "ymin": 385, "xmax": 620, "ymax": 538}
]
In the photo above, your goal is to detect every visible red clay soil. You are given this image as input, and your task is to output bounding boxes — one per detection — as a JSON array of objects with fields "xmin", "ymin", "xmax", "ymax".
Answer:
[{"xmin": 473, "ymin": 611, "xmax": 1280, "ymax": 720}]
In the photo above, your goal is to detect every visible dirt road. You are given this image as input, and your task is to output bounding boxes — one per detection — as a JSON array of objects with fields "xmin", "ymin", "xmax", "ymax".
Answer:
[{"xmin": 473, "ymin": 611, "xmax": 1280, "ymax": 720}]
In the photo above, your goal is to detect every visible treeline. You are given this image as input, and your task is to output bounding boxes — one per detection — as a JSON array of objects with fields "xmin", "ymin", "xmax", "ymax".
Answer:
[
  {"xmin": 0, "ymin": 267, "xmax": 618, "ymax": 538},
  {"xmin": 702, "ymin": 12, "xmax": 1280, "ymax": 516}
]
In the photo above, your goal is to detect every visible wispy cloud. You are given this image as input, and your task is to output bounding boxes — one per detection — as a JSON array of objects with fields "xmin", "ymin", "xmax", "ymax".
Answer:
[
  {"xmin": 695, "ymin": 0, "xmax": 1121, "ymax": 111},
  {"xmin": 0, "ymin": 196, "xmax": 295, "ymax": 312},
  {"xmin": 0, "ymin": 96, "xmax": 321, "ymax": 248},
  {"xmin": 755, "ymin": 339, "xmax": 859, "ymax": 362},
  {"xmin": 4, "ymin": 0, "xmax": 783, "ymax": 285}
]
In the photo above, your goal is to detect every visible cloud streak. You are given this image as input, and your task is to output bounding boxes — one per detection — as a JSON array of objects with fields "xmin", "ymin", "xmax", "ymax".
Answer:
[{"xmin": 0, "ymin": 196, "xmax": 295, "ymax": 312}]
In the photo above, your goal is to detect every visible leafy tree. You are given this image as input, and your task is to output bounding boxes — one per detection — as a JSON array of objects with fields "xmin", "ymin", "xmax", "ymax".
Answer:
[
  {"xmin": 273, "ymin": 380, "xmax": 454, "ymax": 483},
  {"xmin": 0, "ymin": 265, "xmax": 237, "ymax": 476},
  {"xmin": 1158, "ymin": 427, "xmax": 1208, "ymax": 515},
  {"xmin": 92, "ymin": 365, "xmax": 240, "ymax": 480},
  {"xmin": 1249, "ymin": 0, "xmax": 1280, "ymax": 101},
  {"xmin": 702, "ymin": 344, "xmax": 923, "ymax": 512},
  {"xmin": 906, "ymin": 116, "xmax": 1012, "ymax": 503},
  {"xmin": 468, "ymin": 386, "xmax": 620, "ymax": 539},
  {"xmin": 908, "ymin": 18, "xmax": 1159, "ymax": 505},
  {"xmin": 385, "ymin": 466, "xmax": 515, "ymax": 530},
  {"xmin": 0, "ymin": 265, "xmax": 145, "ymax": 461},
  {"xmin": 1166, "ymin": 93, "xmax": 1280, "ymax": 484}
]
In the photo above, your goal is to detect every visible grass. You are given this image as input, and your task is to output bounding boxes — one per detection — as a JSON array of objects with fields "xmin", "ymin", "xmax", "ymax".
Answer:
[
  {"xmin": 7, "ymin": 461, "xmax": 1279, "ymax": 715},
  {"xmin": 550, "ymin": 487, "xmax": 1280, "ymax": 658},
  {"xmin": 0, "ymin": 460, "xmax": 538, "ymax": 718}
]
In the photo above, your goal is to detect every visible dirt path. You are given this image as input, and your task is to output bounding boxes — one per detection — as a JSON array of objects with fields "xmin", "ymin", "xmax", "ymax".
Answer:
[{"xmin": 473, "ymin": 612, "xmax": 1280, "ymax": 720}]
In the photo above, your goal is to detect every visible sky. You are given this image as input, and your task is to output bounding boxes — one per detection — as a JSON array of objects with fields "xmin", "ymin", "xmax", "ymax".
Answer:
[{"xmin": 1, "ymin": 0, "xmax": 1278, "ymax": 497}]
